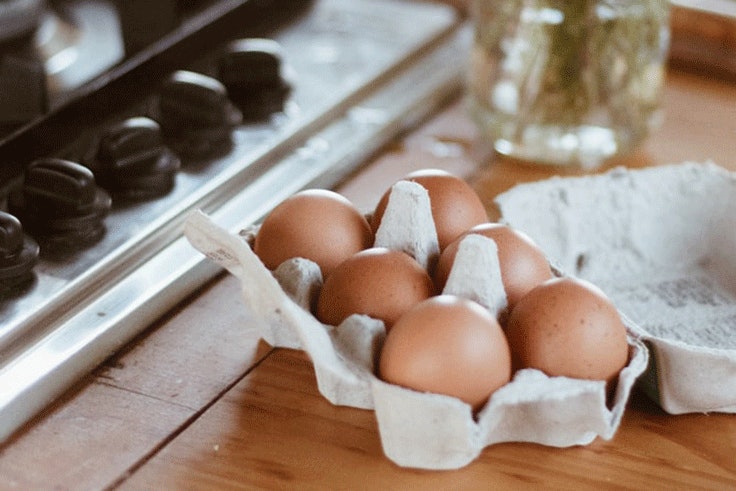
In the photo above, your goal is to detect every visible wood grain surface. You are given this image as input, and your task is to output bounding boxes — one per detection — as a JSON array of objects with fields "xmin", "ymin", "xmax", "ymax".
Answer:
[
  {"xmin": 670, "ymin": 0, "xmax": 736, "ymax": 80},
  {"xmin": 1, "ymin": 51, "xmax": 735, "ymax": 491}
]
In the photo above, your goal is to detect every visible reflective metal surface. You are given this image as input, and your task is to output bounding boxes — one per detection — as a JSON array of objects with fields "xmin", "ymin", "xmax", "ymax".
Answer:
[{"xmin": 0, "ymin": 0, "xmax": 469, "ymax": 442}]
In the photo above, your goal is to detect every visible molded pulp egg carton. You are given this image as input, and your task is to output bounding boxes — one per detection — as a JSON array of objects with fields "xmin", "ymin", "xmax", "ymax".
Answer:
[
  {"xmin": 184, "ymin": 180, "xmax": 648, "ymax": 470},
  {"xmin": 495, "ymin": 161, "xmax": 736, "ymax": 415}
]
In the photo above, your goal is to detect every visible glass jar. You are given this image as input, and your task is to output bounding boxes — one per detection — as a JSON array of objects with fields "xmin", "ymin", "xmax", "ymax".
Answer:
[{"xmin": 468, "ymin": 0, "xmax": 670, "ymax": 168}]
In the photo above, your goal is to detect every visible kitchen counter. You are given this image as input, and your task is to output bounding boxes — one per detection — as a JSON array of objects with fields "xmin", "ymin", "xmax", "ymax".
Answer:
[{"xmin": 1, "ymin": 61, "xmax": 736, "ymax": 490}]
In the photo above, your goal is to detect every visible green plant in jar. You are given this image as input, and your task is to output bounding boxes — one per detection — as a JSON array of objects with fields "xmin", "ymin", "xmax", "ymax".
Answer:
[{"xmin": 469, "ymin": 0, "xmax": 670, "ymax": 168}]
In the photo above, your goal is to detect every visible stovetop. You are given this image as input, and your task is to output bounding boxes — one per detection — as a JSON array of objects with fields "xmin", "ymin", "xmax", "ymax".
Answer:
[{"xmin": 0, "ymin": 0, "xmax": 469, "ymax": 442}]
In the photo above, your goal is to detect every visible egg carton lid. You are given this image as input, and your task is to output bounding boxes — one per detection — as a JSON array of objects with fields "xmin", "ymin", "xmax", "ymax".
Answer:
[
  {"xmin": 184, "ymin": 179, "xmax": 647, "ymax": 470},
  {"xmin": 495, "ymin": 161, "xmax": 736, "ymax": 415}
]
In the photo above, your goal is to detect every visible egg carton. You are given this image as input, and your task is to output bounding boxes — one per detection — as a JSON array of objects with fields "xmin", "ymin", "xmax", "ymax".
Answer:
[
  {"xmin": 495, "ymin": 161, "xmax": 736, "ymax": 415},
  {"xmin": 184, "ymin": 180, "xmax": 648, "ymax": 470}
]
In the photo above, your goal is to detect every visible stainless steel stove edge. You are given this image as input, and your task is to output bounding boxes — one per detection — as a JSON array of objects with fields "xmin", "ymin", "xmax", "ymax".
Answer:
[{"xmin": 0, "ymin": 22, "xmax": 471, "ymax": 444}]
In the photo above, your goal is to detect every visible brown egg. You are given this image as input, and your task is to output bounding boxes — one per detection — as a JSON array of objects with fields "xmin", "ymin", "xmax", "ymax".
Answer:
[
  {"xmin": 371, "ymin": 169, "xmax": 488, "ymax": 250},
  {"xmin": 253, "ymin": 189, "xmax": 373, "ymax": 278},
  {"xmin": 505, "ymin": 277, "xmax": 629, "ymax": 385},
  {"xmin": 379, "ymin": 295, "xmax": 511, "ymax": 411},
  {"xmin": 315, "ymin": 247, "xmax": 434, "ymax": 328},
  {"xmin": 434, "ymin": 223, "xmax": 553, "ymax": 310}
]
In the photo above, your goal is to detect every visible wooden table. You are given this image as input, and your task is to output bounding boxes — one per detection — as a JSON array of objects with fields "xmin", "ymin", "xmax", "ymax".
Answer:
[{"xmin": 1, "ymin": 65, "xmax": 736, "ymax": 490}]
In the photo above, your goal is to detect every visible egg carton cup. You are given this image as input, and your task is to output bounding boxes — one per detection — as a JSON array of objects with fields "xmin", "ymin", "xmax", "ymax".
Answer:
[
  {"xmin": 495, "ymin": 161, "xmax": 736, "ymax": 415},
  {"xmin": 184, "ymin": 180, "xmax": 648, "ymax": 470}
]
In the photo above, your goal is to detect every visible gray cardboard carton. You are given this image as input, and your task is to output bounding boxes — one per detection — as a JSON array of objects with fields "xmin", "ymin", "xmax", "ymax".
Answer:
[
  {"xmin": 496, "ymin": 162, "xmax": 736, "ymax": 414},
  {"xmin": 184, "ymin": 179, "xmax": 647, "ymax": 469}
]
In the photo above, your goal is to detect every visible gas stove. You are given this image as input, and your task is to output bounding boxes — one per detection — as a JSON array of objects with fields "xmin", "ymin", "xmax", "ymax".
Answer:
[{"xmin": 0, "ymin": 0, "xmax": 469, "ymax": 441}]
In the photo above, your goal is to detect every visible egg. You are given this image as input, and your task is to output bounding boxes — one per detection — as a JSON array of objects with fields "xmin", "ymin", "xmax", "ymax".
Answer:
[
  {"xmin": 253, "ymin": 189, "xmax": 373, "ymax": 278},
  {"xmin": 504, "ymin": 277, "xmax": 629, "ymax": 385},
  {"xmin": 434, "ymin": 223, "xmax": 553, "ymax": 310},
  {"xmin": 378, "ymin": 295, "xmax": 511, "ymax": 411},
  {"xmin": 315, "ymin": 247, "xmax": 435, "ymax": 328},
  {"xmin": 371, "ymin": 169, "xmax": 488, "ymax": 250}
]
